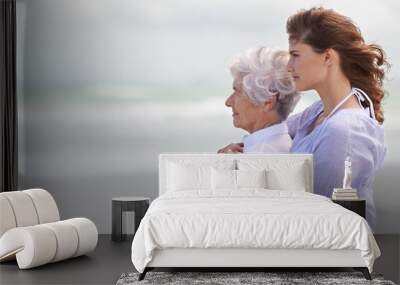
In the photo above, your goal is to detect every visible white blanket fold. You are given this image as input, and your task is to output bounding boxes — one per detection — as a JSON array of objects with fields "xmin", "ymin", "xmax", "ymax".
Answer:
[{"xmin": 131, "ymin": 190, "xmax": 380, "ymax": 273}]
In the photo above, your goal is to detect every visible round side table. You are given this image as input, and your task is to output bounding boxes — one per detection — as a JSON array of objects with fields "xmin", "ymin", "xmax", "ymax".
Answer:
[{"xmin": 112, "ymin": 196, "xmax": 150, "ymax": 242}]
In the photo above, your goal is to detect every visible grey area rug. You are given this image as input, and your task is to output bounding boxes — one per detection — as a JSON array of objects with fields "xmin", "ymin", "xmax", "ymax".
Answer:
[{"xmin": 116, "ymin": 271, "xmax": 396, "ymax": 285}]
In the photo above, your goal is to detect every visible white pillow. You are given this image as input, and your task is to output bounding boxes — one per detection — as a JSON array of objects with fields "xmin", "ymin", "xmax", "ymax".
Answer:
[
  {"xmin": 266, "ymin": 167, "xmax": 306, "ymax": 191},
  {"xmin": 166, "ymin": 158, "xmax": 236, "ymax": 192},
  {"xmin": 211, "ymin": 168, "xmax": 236, "ymax": 190},
  {"xmin": 167, "ymin": 162, "xmax": 211, "ymax": 191},
  {"xmin": 237, "ymin": 159, "xmax": 308, "ymax": 192},
  {"xmin": 236, "ymin": 169, "xmax": 268, "ymax": 189},
  {"xmin": 211, "ymin": 168, "xmax": 268, "ymax": 190}
]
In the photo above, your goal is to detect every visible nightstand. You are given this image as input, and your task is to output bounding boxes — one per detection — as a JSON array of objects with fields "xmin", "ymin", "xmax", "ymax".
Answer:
[
  {"xmin": 112, "ymin": 197, "xmax": 150, "ymax": 242},
  {"xmin": 332, "ymin": 199, "xmax": 366, "ymax": 218}
]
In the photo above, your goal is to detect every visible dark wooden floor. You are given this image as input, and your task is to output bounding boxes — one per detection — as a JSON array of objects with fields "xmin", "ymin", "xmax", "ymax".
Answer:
[{"xmin": 0, "ymin": 234, "xmax": 398, "ymax": 285}]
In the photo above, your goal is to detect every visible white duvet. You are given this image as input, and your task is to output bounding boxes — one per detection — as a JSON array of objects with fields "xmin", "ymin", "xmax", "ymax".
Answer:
[{"xmin": 131, "ymin": 190, "xmax": 380, "ymax": 273}]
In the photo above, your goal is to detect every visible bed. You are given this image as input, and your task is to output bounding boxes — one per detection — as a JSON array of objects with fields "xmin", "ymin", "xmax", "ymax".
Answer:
[{"xmin": 131, "ymin": 153, "xmax": 380, "ymax": 281}]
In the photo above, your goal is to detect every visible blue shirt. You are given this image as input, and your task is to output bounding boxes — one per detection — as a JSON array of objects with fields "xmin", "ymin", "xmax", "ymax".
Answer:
[{"xmin": 287, "ymin": 99, "xmax": 386, "ymax": 230}]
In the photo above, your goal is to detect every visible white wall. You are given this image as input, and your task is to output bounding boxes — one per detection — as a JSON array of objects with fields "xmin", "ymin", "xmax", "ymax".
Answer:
[{"xmin": 17, "ymin": 0, "xmax": 400, "ymax": 233}]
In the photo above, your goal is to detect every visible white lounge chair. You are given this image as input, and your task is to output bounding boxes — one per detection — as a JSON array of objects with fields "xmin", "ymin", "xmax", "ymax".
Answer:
[{"xmin": 0, "ymin": 188, "xmax": 98, "ymax": 269}]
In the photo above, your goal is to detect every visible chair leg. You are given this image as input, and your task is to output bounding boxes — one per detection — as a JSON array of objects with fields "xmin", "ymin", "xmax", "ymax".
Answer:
[
  {"xmin": 354, "ymin": 267, "xmax": 371, "ymax": 280},
  {"xmin": 138, "ymin": 268, "xmax": 148, "ymax": 281}
]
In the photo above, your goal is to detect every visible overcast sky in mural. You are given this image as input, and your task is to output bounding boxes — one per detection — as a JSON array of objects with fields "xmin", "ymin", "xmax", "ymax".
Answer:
[{"xmin": 18, "ymin": 0, "xmax": 399, "ymax": 87}]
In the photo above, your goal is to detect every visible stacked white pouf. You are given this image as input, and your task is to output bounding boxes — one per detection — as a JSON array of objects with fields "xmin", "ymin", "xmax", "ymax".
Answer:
[{"xmin": 0, "ymin": 189, "xmax": 98, "ymax": 269}]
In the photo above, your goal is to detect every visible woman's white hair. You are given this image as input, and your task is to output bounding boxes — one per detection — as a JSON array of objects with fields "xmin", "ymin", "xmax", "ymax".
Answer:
[{"xmin": 230, "ymin": 47, "xmax": 300, "ymax": 119}]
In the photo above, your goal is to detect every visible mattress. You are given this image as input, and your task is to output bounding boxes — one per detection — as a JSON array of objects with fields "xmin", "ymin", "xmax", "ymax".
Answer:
[{"xmin": 131, "ymin": 190, "xmax": 380, "ymax": 273}]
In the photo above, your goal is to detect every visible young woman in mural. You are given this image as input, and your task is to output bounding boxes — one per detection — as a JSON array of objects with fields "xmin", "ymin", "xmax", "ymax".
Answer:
[
  {"xmin": 219, "ymin": 7, "xmax": 389, "ymax": 230},
  {"xmin": 285, "ymin": 7, "xmax": 388, "ymax": 230},
  {"xmin": 218, "ymin": 47, "xmax": 300, "ymax": 154}
]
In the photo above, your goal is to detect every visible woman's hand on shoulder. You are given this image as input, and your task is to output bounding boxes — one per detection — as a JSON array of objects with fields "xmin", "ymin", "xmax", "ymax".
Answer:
[{"xmin": 217, "ymin": 142, "xmax": 244, "ymax": 154}]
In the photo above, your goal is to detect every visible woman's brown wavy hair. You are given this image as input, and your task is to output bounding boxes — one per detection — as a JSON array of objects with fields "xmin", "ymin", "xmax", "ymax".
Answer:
[{"xmin": 286, "ymin": 7, "xmax": 389, "ymax": 124}]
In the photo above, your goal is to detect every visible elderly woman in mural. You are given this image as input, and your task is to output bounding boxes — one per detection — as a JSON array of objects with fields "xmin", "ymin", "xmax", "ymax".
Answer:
[{"xmin": 218, "ymin": 47, "xmax": 300, "ymax": 154}]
